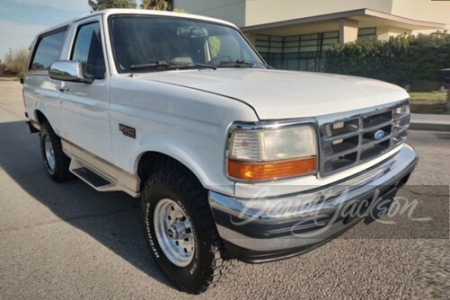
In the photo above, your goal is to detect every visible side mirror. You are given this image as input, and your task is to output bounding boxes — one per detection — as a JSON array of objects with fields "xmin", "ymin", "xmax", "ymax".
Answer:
[{"xmin": 49, "ymin": 60, "xmax": 94, "ymax": 84}]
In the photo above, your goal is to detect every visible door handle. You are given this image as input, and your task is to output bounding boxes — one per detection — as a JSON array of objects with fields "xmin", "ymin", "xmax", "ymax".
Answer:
[{"xmin": 59, "ymin": 87, "xmax": 70, "ymax": 93}]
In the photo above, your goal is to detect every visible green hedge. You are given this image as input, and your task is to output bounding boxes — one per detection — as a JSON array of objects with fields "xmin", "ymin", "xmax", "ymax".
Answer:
[{"xmin": 323, "ymin": 34, "xmax": 450, "ymax": 90}]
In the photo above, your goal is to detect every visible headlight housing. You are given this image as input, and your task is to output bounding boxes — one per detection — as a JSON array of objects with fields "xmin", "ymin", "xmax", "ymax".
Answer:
[
  {"xmin": 227, "ymin": 124, "xmax": 318, "ymax": 181},
  {"xmin": 393, "ymin": 103, "xmax": 410, "ymax": 146}
]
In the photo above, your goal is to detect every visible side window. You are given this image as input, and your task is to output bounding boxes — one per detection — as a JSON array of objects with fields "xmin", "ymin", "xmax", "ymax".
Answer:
[
  {"xmin": 71, "ymin": 22, "xmax": 106, "ymax": 79},
  {"xmin": 30, "ymin": 29, "xmax": 67, "ymax": 70}
]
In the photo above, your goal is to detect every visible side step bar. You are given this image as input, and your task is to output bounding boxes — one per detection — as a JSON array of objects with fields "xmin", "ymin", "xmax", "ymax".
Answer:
[
  {"xmin": 61, "ymin": 139, "xmax": 140, "ymax": 198},
  {"xmin": 72, "ymin": 167, "xmax": 111, "ymax": 188},
  {"xmin": 68, "ymin": 158, "xmax": 139, "ymax": 197},
  {"xmin": 69, "ymin": 158, "xmax": 116, "ymax": 192}
]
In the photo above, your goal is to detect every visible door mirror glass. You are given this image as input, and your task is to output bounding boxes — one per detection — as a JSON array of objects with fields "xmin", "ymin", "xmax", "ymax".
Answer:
[{"xmin": 49, "ymin": 60, "xmax": 94, "ymax": 83}]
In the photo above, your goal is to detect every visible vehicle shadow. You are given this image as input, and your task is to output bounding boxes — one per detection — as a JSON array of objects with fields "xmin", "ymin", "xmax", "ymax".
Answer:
[{"xmin": 0, "ymin": 121, "xmax": 173, "ymax": 289}]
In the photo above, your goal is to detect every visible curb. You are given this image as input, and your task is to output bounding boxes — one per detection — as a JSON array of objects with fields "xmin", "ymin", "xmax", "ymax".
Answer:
[{"xmin": 409, "ymin": 123, "xmax": 450, "ymax": 132}]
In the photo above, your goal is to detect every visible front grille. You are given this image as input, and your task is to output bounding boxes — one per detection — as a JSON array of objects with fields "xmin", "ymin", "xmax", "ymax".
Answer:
[{"xmin": 318, "ymin": 101, "xmax": 410, "ymax": 176}]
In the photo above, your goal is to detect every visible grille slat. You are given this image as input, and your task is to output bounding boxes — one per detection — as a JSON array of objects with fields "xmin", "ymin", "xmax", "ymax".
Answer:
[
  {"xmin": 361, "ymin": 134, "xmax": 392, "ymax": 150},
  {"xmin": 326, "ymin": 148, "xmax": 359, "ymax": 160},
  {"xmin": 395, "ymin": 125, "xmax": 409, "ymax": 133},
  {"xmin": 363, "ymin": 120, "xmax": 393, "ymax": 132},
  {"xmin": 324, "ymin": 130, "xmax": 361, "ymax": 142},
  {"xmin": 396, "ymin": 113, "xmax": 410, "ymax": 121},
  {"xmin": 318, "ymin": 101, "xmax": 410, "ymax": 176}
]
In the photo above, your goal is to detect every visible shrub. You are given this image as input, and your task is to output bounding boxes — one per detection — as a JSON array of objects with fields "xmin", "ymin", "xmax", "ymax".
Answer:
[
  {"xmin": 5, "ymin": 48, "xmax": 29, "ymax": 79},
  {"xmin": 324, "ymin": 33, "xmax": 450, "ymax": 90}
]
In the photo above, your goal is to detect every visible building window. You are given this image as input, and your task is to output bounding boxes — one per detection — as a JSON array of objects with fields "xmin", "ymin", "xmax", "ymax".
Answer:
[
  {"xmin": 358, "ymin": 27, "xmax": 377, "ymax": 40},
  {"xmin": 255, "ymin": 31, "xmax": 339, "ymax": 72},
  {"xmin": 255, "ymin": 35, "xmax": 283, "ymax": 69}
]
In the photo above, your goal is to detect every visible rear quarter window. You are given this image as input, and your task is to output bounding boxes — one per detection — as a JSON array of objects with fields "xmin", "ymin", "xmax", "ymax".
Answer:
[{"xmin": 30, "ymin": 29, "xmax": 67, "ymax": 71}]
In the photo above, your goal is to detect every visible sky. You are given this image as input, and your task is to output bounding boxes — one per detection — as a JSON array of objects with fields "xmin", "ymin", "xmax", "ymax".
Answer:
[{"xmin": 0, "ymin": 0, "xmax": 143, "ymax": 61}]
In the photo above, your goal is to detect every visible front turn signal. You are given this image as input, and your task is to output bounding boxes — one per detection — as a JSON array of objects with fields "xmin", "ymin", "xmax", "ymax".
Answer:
[{"xmin": 228, "ymin": 156, "xmax": 317, "ymax": 181}]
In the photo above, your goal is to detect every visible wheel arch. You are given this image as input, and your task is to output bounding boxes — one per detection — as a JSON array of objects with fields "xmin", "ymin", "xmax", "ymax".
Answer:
[
  {"xmin": 34, "ymin": 107, "xmax": 62, "ymax": 136},
  {"xmin": 131, "ymin": 128, "xmax": 234, "ymax": 197},
  {"xmin": 35, "ymin": 109, "xmax": 49, "ymax": 125},
  {"xmin": 136, "ymin": 151, "xmax": 205, "ymax": 191}
]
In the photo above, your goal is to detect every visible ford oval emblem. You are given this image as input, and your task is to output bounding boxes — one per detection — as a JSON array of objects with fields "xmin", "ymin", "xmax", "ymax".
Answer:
[{"xmin": 374, "ymin": 130, "xmax": 385, "ymax": 140}]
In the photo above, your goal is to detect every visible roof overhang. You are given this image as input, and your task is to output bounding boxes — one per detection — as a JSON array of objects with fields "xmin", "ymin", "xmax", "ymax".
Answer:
[{"xmin": 241, "ymin": 8, "xmax": 446, "ymax": 34}]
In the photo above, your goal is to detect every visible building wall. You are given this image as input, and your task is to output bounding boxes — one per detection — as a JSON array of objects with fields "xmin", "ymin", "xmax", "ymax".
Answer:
[
  {"xmin": 174, "ymin": 0, "xmax": 246, "ymax": 27},
  {"xmin": 390, "ymin": 0, "xmax": 450, "ymax": 28},
  {"xmin": 376, "ymin": 26, "xmax": 412, "ymax": 40},
  {"xmin": 245, "ymin": 0, "xmax": 393, "ymax": 27},
  {"xmin": 176, "ymin": 0, "xmax": 450, "ymax": 30}
]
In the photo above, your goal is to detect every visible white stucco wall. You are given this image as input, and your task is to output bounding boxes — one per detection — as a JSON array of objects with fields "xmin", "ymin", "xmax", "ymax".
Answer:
[
  {"xmin": 244, "ymin": 0, "xmax": 393, "ymax": 26},
  {"xmin": 376, "ymin": 26, "xmax": 412, "ymax": 40},
  {"xmin": 176, "ymin": 0, "xmax": 449, "ymax": 33},
  {"xmin": 390, "ymin": 0, "xmax": 450, "ymax": 29}
]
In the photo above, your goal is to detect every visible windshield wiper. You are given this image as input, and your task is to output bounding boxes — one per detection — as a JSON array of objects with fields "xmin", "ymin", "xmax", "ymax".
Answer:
[
  {"xmin": 218, "ymin": 60, "xmax": 256, "ymax": 68},
  {"xmin": 191, "ymin": 63, "xmax": 217, "ymax": 70},
  {"xmin": 130, "ymin": 61, "xmax": 216, "ymax": 71}
]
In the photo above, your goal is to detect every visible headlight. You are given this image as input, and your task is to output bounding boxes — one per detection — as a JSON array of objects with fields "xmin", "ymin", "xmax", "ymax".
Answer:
[
  {"xmin": 394, "ymin": 103, "xmax": 410, "ymax": 117},
  {"xmin": 228, "ymin": 124, "xmax": 318, "ymax": 181},
  {"xmin": 393, "ymin": 103, "xmax": 410, "ymax": 146}
]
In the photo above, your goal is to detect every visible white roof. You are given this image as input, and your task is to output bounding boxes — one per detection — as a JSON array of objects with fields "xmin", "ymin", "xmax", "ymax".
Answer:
[{"xmin": 36, "ymin": 8, "xmax": 238, "ymax": 37}]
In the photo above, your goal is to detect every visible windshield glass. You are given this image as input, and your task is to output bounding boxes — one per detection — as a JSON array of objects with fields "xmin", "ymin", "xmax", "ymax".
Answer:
[{"xmin": 109, "ymin": 15, "xmax": 267, "ymax": 72}]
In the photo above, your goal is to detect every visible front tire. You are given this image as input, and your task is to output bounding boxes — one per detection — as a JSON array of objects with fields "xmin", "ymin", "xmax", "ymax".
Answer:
[
  {"xmin": 140, "ymin": 165, "xmax": 228, "ymax": 294},
  {"xmin": 40, "ymin": 122, "xmax": 72, "ymax": 182}
]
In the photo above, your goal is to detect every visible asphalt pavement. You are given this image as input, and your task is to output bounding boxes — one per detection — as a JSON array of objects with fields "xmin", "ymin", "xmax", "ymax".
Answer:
[{"xmin": 0, "ymin": 80, "xmax": 448, "ymax": 299}]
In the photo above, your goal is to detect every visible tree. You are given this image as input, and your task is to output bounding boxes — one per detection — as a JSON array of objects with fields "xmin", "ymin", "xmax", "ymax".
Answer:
[
  {"xmin": 5, "ymin": 48, "xmax": 29, "ymax": 79},
  {"xmin": 88, "ymin": 0, "xmax": 136, "ymax": 11},
  {"xmin": 141, "ymin": 0, "xmax": 181, "ymax": 11},
  {"xmin": 141, "ymin": 0, "xmax": 170, "ymax": 10},
  {"xmin": 208, "ymin": 37, "xmax": 222, "ymax": 58}
]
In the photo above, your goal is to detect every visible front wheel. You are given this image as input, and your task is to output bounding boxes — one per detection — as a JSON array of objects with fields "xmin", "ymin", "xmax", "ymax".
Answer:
[{"xmin": 140, "ymin": 165, "xmax": 228, "ymax": 294}]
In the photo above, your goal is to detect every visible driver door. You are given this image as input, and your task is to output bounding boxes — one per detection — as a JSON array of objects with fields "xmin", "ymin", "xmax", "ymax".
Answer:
[{"xmin": 59, "ymin": 18, "xmax": 113, "ymax": 161}]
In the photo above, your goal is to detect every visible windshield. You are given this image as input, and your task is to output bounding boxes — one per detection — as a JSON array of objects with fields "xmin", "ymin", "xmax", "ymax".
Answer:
[{"xmin": 109, "ymin": 15, "xmax": 267, "ymax": 72}]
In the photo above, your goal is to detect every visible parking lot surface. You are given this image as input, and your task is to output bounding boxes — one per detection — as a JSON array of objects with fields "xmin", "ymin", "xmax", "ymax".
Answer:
[{"xmin": 0, "ymin": 80, "xmax": 448, "ymax": 299}]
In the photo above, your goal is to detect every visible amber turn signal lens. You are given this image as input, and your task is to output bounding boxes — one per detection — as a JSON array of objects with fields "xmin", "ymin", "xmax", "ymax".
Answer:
[{"xmin": 228, "ymin": 157, "xmax": 317, "ymax": 181}]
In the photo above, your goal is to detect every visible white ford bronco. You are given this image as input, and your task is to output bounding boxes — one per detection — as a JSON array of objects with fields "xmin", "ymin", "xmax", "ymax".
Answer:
[{"xmin": 23, "ymin": 9, "xmax": 418, "ymax": 294}]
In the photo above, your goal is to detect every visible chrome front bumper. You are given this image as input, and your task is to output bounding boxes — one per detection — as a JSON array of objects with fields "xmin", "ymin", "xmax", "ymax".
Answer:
[{"xmin": 208, "ymin": 144, "xmax": 418, "ymax": 263}]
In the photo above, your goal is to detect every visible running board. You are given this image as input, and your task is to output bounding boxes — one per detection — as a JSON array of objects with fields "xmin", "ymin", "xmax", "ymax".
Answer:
[
  {"xmin": 62, "ymin": 140, "xmax": 140, "ymax": 198},
  {"xmin": 69, "ymin": 158, "xmax": 134, "ymax": 195},
  {"xmin": 72, "ymin": 167, "xmax": 111, "ymax": 188}
]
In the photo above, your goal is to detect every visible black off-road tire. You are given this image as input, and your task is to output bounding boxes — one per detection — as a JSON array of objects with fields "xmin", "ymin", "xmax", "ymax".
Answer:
[
  {"xmin": 40, "ymin": 122, "xmax": 72, "ymax": 182},
  {"xmin": 140, "ymin": 164, "xmax": 229, "ymax": 294}
]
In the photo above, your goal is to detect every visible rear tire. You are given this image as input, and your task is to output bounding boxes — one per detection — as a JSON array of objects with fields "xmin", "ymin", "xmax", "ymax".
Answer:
[
  {"xmin": 140, "ymin": 164, "xmax": 228, "ymax": 294},
  {"xmin": 40, "ymin": 122, "xmax": 72, "ymax": 182}
]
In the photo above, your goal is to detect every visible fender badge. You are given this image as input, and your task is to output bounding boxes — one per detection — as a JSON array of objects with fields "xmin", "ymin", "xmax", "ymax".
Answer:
[{"xmin": 119, "ymin": 124, "xmax": 136, "ymax": 139}]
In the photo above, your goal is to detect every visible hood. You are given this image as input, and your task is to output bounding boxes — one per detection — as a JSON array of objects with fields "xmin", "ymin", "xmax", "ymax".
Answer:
[{"xmin": 135, "ymin": 69, "xmax": 409, "ymax": 120}]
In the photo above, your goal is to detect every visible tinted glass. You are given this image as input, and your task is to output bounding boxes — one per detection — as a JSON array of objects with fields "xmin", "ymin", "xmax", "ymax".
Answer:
[
  {"xmin": 72, "ymin": 22, "xmax": 106, "ymax": 79},
  {"xmin": 109, "ymin": 16, "xmax": 265, "ymax": 72},
  {"xmin": 358, "ymin": 28, "xmax": 377, "ymax": 40},
  {"xmin": 255, "ymin": 32, "xmax": 338, "ymax": 71},
  {"xmin": 31, "ymin": 30, "xmax": 66, "ymax": 70}
]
